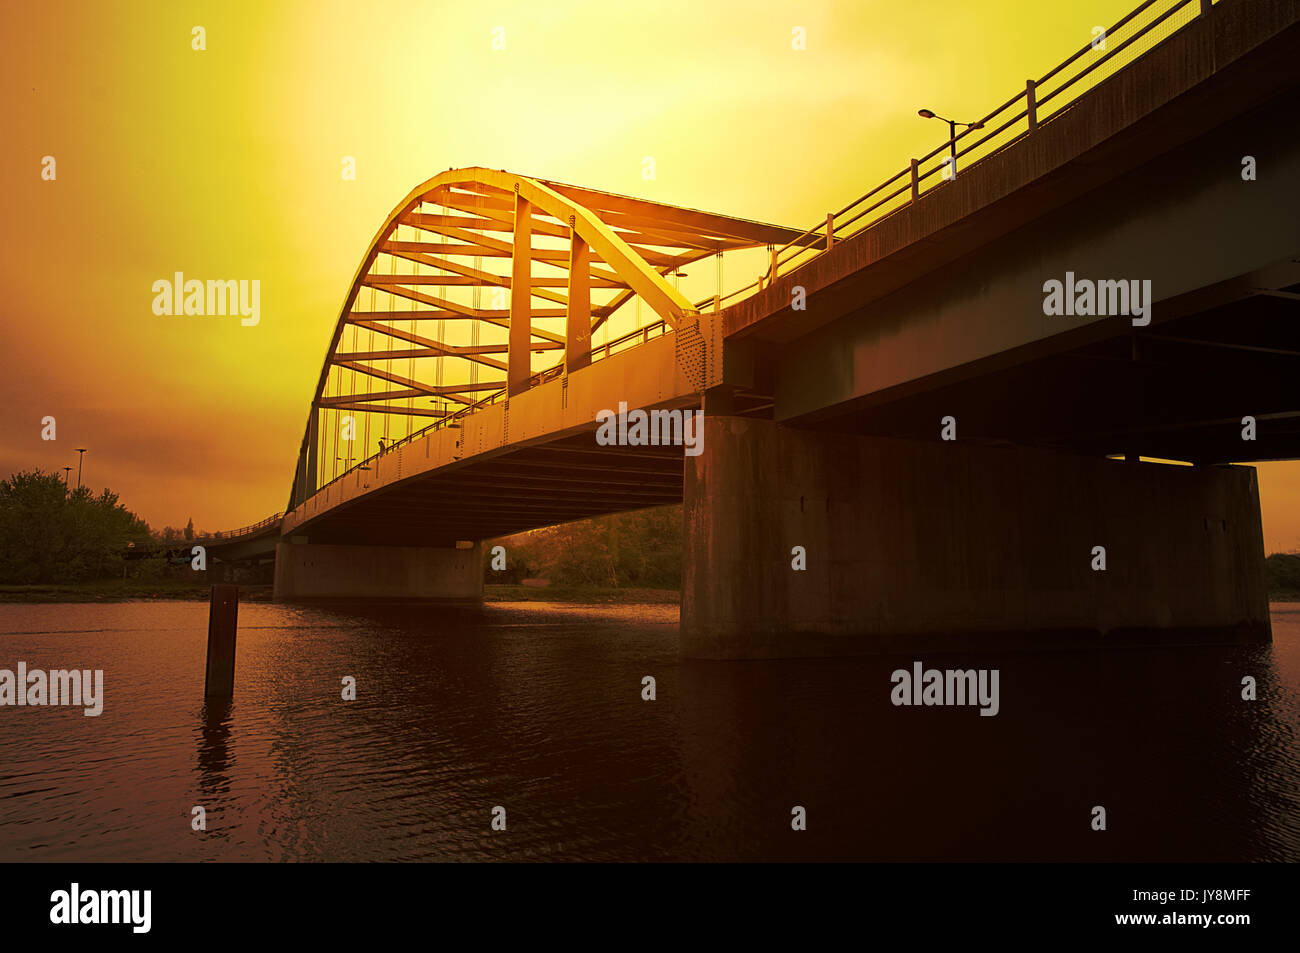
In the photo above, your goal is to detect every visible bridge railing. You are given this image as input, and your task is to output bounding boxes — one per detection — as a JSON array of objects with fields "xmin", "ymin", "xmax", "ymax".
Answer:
[
  {"xmin": 587, "ymin": 319, "xmax": 670, "ymax": 363},
  {"xmin": 706, "ymin": 0, "xmax": 1213, "ymax": 312},
  {"xmin": 206, "ymin": 512, "xmax": 283, "ymax": 541},
  {"xmin": 312, "ymin": 317, "xmax": 676, "ymax": 497}
]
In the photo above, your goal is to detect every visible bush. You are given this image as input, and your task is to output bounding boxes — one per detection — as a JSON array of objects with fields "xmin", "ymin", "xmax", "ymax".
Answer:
[
  {"xmin": 0, "ymin": 470, "xmax": 153, "ymax": 583},
  {"xmin": 1265, "ymin": 552, "xmax": 1300, "ymax": 594},
  {"xmin": 485, "ymin": 504, "xmax": 682, "ymax": 589}
]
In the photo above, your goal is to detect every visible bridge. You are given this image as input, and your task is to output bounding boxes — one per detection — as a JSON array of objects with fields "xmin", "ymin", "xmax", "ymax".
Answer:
[{"xmin": 207, "ymin": 0, "xmax": 1300, "ymax": 657}]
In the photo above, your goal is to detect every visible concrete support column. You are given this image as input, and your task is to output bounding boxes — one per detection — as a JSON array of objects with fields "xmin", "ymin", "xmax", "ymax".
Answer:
[
  {"xmin": 273, "ymin": 541, "xmax": 483, "ymax": 602},
  {"xmin": 682, "ymin": 416, "xmax": 1270, "ymax": 658}
]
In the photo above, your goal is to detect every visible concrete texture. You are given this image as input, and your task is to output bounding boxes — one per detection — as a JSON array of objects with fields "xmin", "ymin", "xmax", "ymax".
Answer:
[
  {"xmin": 682, "ymin": 416, "xmax": 1271, "ymax": 658},
  {"xmin": 273, "ymin": 541, "xmax": 483, "ymax": 602}
]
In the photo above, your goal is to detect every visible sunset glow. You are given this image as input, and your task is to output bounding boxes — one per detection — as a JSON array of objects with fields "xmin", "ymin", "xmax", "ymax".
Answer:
[{"xmin": 3, "ymin": 0, "xmax": 1295, "ymax": 548}]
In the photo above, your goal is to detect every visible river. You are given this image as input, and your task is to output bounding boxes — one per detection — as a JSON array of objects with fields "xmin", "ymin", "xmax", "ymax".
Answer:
[{"xmin": 1, "ymin": 600, "xmax": 1296, "ymax": 861}]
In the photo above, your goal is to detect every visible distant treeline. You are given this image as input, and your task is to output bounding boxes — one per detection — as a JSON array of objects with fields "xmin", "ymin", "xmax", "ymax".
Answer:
[
  {"xmin": 487, "ymin": 505, "xmax": 681, "ymax": 589},
  {"xmin": 1266, "ymin": 552, "xmax": 1300, "ymax": 596}
]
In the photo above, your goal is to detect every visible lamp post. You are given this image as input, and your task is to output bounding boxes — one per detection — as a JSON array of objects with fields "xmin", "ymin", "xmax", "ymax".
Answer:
[
  {"xmin": 62, "ymin": 466, "xmax": 73, "ymax": 486},
  {"xmin": 917, "ymin": 109, "xmax": 984, "ymax": 177},
  {"xmin": 74, "ymin": 448, "xmax": 88, "ymax": 489},
  {"xmin": 430, "ymin": 397, "xmax": 457, "ymax": 429}
]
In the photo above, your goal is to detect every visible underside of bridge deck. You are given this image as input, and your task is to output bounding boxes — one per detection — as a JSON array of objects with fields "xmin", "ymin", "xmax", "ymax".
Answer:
[
  {"xmin": 292, "ymin": 432, "xmax": 686, "ymax": 548},
  {"xmin": 806, "ymin": 276, "xmax": 1300, "ymax": 464}
]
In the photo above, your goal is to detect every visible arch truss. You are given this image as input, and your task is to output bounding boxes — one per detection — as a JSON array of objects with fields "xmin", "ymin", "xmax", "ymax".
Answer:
[{"xmin": 289, "ymin": 167, "xmax": 807, "ymax": 508}]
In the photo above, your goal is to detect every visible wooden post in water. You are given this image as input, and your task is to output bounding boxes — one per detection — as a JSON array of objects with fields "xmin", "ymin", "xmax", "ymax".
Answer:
[{"xmin": 204, "ymin": 584, "xmax": 239, "ymax": 699}]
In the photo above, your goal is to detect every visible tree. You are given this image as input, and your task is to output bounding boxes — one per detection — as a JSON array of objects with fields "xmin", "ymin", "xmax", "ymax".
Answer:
[
  {"xmin": 485, "ymin": 504, "xmax": 683, "ymax": 589},
  {"xmin": 1265, "ymin": 552, "xmax": 1300, "ymax": 594},
  {"xmin": 184, "ymin": 517, "xmax": 194, "ymax": 542},
  {"xmin": 0, "ymin": 469, "xmax": 152, "ymax": 583}
]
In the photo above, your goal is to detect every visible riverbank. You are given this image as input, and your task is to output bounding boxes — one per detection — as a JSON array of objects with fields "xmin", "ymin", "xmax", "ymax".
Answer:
[
  {"xmin": 0, "ymin": 581, "xmax": 275, "ymax": 603},
  {"xmin": 1, "ymin": 580, "xmax": 1292, "ymax": 605},
  {"xmin": 0, "ymin": 581, "xmax": 679, "ymax": 604},
  {"xmin": 483, "ymin": 585, "xmax": 679, "ymax": 604}
]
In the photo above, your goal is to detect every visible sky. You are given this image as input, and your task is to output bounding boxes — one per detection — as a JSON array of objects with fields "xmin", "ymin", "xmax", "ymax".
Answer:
[{"xmin": 2, "ymin": 0, "xmax": 1297, "ymax": 550}]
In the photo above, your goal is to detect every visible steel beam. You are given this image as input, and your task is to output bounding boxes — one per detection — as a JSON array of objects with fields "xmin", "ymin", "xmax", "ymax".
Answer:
[
  {"xmin": 567, "ymin": 233, "xmax": 591, "ymax": 374},
  {"xmin": 508, "ymin": 192, "xmax": 533, "ymax": 396}
]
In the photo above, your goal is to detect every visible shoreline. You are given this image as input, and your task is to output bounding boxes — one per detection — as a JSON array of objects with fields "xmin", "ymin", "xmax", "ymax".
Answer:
[
  {"xmin": 0, "ymin": 582, "xmax": 1294, "ymax": 607},
  {"xmin": 0, "ymin": 582, "xmax": 680, "ymax": 605}
]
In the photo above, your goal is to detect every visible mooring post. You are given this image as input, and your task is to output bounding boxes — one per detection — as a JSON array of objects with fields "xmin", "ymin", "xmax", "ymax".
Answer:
[{"xmin": 204, "ymin": 584, "xmax": 239, "ymax": 699}]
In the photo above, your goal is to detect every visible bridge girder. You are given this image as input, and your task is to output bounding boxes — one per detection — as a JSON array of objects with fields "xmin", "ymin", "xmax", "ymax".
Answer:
[{"xmin": 288, "ymin": 167, "xmax": 806, "ymax": 510}]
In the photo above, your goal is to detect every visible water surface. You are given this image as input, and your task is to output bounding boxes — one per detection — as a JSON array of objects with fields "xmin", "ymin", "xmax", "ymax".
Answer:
[{"xmin": 1, "ymin": 600, "xmax": 1296, "ymax": 861}]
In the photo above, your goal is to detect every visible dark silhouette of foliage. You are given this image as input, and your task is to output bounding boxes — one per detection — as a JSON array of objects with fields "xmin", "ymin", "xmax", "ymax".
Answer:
[
  {"xmin": 486, "ymin": 504, "xmax": 682, "ymax": 589},
  {"xmin": 0, "ymin": 470, "xmax": 152, "ymax": 583},
  {"xmin": 1265, "ymin": 552, "xmax": 1300, "ymax": 594}
]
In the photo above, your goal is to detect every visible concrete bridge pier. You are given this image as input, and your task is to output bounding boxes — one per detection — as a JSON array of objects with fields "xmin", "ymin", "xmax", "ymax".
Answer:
[
  {"xmin": 682, "ymin": 416, "xmax": 1271, "ymax": 659},
  {"xmin": 272, "ymin": 540, "xmax": 483, "ymax": 603}
]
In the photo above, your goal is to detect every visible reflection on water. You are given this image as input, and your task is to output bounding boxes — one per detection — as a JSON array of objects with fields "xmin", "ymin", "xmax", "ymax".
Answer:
[
  {"xmin": 196, "ymin": 699, "xmax": 232, "ymax": 807},
  {"xmin": 0, "ymin": 599, "xmax": 1296, "ymax": 861}
]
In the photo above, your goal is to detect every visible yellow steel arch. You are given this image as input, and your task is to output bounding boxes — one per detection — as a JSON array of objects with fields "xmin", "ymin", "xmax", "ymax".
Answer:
[{"xmin": 288, "ymin": 167, "xmax": 807, "ymax": 509}]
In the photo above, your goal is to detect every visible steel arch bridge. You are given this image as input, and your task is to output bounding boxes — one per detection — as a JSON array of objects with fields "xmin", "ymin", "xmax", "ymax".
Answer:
[
  {"xmin": 201, "ymin": 0, "xmax": 1293, "ymax": 658},
  {"xmin": 287, "ymin": 167, "xmax": 810, "ymax": 512}
]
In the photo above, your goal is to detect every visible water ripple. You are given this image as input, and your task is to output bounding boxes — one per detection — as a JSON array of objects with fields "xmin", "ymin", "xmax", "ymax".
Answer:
[{"xmin": 0, "ymin": 600, "xmax": 1296, "ymax": 861}]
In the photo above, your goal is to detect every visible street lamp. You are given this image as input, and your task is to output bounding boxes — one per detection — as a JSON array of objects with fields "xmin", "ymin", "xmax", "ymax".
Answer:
[
  {"xmin": 62, "ymin": 466, "xmax": 73, "ymax": 486},
  {"xmin": 74, "ymin": 448, "xmax": 88, "ymax": 489},
  {"xmin": 430, "ymin": 397, "xmax": 460, "ymax": 429},
  {"xmin": 917, "ymin": 109, "xmax": 985, "ymax": 177}
]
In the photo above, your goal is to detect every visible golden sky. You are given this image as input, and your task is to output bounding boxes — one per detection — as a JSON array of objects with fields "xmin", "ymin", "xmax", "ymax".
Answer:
[{"xmin": 2, "ymin": 0, "xmax": 1297, "ymax": 550}]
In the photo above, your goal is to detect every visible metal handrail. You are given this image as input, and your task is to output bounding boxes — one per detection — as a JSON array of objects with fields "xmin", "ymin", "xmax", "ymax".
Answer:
[
  {"xmin": 206, "ymin": 512, "xmax": 283, "ymax": 540},
  {"xmin": 755, "ymin": 0, "xmax": 1204, "ymax": 290}
]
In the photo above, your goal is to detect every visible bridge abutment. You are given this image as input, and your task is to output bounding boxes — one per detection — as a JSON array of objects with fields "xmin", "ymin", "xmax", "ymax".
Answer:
[
  {"xmin": 272, "ymin": 541, "xmax": 483, "ymax": 603},
  {"xmin": 682, "ymin": 416, "xmax": 1270, "ymax": 658}
]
